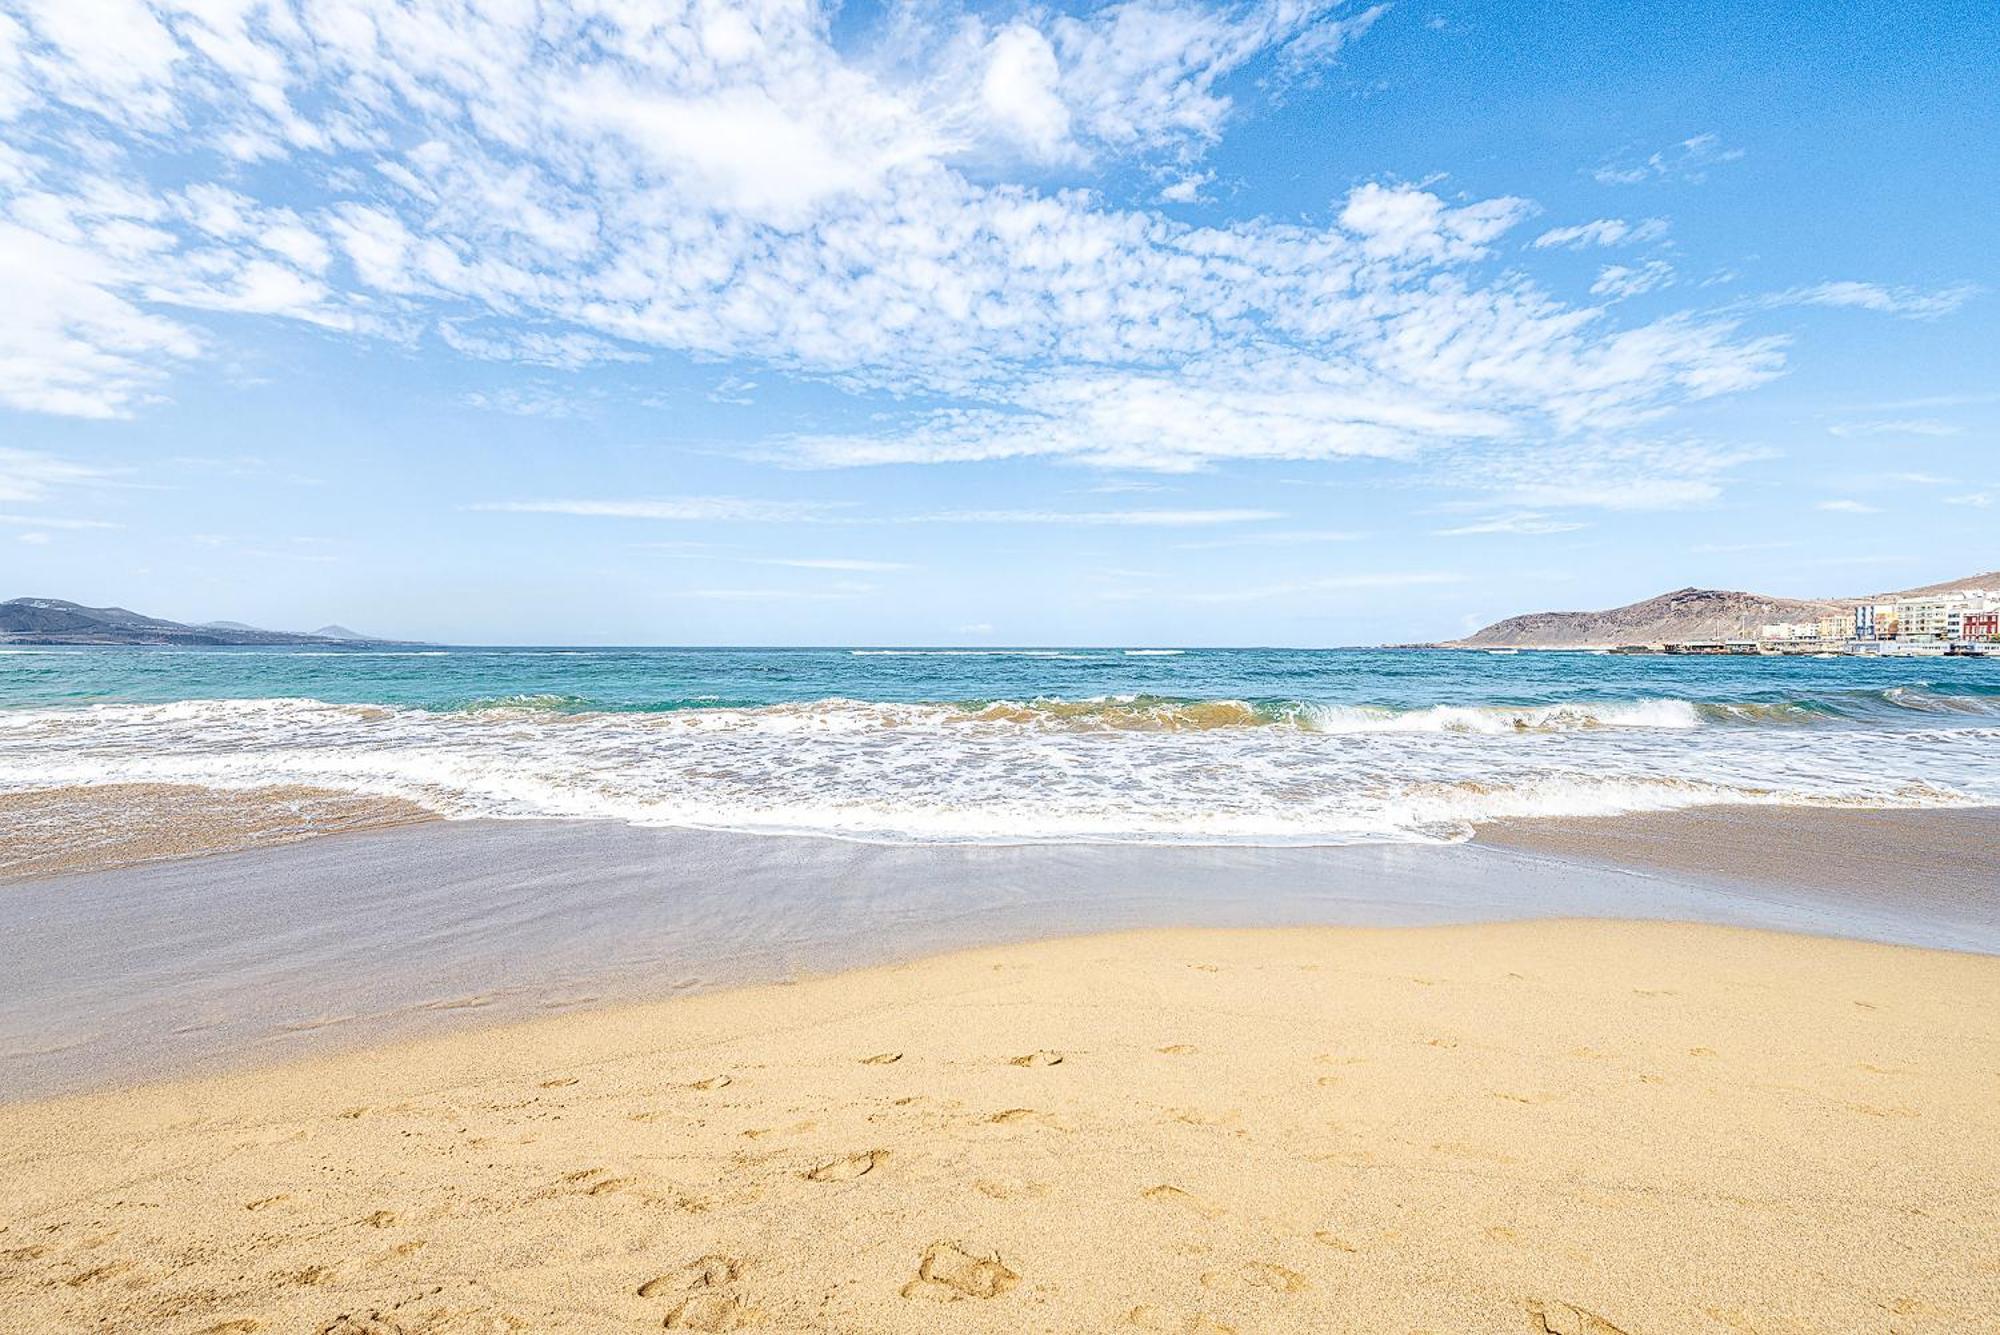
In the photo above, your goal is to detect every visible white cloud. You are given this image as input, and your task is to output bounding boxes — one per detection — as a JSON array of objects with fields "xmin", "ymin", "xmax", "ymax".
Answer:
[
  {"xmin": 0, "ymin": 0, "xmax": 1905, "ymax": 502},
  {"xmin": 1828, "ymin": 418, "xmax": 1963, "ymax": 438},
  {"xmin": 1339, "ymin": 181, "xmax": 1533, "ymax": 262},
  {"xmin": 1760, "ymin": 282, "xmax": 1977, "ymax": 321},
  {"xmin": 778, "ymin": 358, "xmax": 1520, "ymax": 472},
  {"xmin": 1434, "ymin": 512, "xmax": 1589, "ymax": 536},
  {"xmin": 1946, "ymin": 492, "xmax": 1992, "ymax": 508},
  {"xmin": 1816, "ymin": 499, "xmax": 1880, "ymax": 514},
  {"xmin": 15, "ymin": 530, "xmax": 49, "ymax": 544},
  {"xmin": 460, "ymin": 387, "xmax": 596, "ymax": 419},
  {"xmin": 1532, "ymin": 217, "xmax": 1668, "ymax": 249},
  {"xmin": 1443, "ymin": 439, "xmax": 1763, "ymax": 512},
  {"xmin": 980, "ymin": 24, "xmax": 1073, "ymax": 161},
  {"xmin": 438, "ymin": 323, "xmax": 644, "ymax": 371},
  {"xmin": 0, "ymin": 447, "xmax": 108, "ymax": 503},
  {"xmin": 1158, "ymin": 170, "xmax": 1214, "ymax": 204},
  {"xmin": 1590, "ymin": 260, "xmax": 1674, "ymax": 300},
  {"xmin": 1593, "ymin": 133, "xmax": 1743, "ymax": 185}
]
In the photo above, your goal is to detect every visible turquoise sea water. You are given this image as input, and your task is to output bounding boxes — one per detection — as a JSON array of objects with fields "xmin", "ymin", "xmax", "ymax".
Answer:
[{"xmin": 2, "ymin": 646, "xmax": 1997, "ymax": 843}]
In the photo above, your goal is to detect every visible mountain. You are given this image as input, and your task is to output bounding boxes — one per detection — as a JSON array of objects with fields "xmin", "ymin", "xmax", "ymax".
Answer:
[
  {"xmin": 0, "ymin": 599, "xmax": 409, "ymax": 647},
  {"xmin": 1448, "ymin": 571, "xmax": 1997, "ymax": 649},
  {"xmin": 310, "ymin": 624, "xmax": 369, "ymax": 640},
  {"xmin": 1866, "ymin": 570, "xmax": 2000, "ymax": 600}
]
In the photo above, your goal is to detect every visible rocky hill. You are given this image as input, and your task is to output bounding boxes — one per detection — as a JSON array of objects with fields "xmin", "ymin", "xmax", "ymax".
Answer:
[
  {"xmin": 0, "ymin": 598, "xmax": 402, "ymax": 647},
  {"xmin": 1449, "ymin": 571, "xmax": 1996, "ymax": 649}
]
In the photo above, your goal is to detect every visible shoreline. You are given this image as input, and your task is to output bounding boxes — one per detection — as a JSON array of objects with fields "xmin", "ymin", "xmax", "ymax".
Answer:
[
  {"xmin": 4, "ymin": 804, "xmax": 1997, "ymax": 1103},
  {"xmin": 5, "ymin": 776, "xmax": 1997, "ymax": 887},
  {"xmin": 5, "ymin": 919, "xmax": 1996, "ymax": 1331}
]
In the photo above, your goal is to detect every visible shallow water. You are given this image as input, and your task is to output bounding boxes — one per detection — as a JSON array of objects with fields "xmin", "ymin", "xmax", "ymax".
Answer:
[
  {"xmin": 1, "ymin": 646, "xmax": 1996, "ymax": 845},
  {"xmin": 4, "ymin": 814, "xmax": 1995, "ymax": 1100}
]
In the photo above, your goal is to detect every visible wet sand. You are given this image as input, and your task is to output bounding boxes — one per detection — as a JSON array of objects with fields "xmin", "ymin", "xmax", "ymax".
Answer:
[
  {"xmin": 8, "ymin": 810, "xmax": 1999, "ymax": 1101},
  {"xmin": 0, "ymin": 783, "xmax": 433, "ymax": 882},
  {"xmin": 2, "ymin": 920, "xmax": 1996, "ymax": 1333},
  {"xmin": 1477, "ymin": 803, "xmax": 2000, "ymax": 913}
]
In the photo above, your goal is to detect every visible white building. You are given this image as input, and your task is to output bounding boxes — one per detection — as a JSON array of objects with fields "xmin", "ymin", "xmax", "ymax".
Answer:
[{"xmin": 1894, "ymin": 590, "xmax": 1997, "ymax": 642}]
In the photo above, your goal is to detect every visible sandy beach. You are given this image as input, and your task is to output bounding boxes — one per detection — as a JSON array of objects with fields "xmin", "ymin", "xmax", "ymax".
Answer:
[{"xmin": 4, "ymin": 918, "xmax": 1997, "ymax": 1333}]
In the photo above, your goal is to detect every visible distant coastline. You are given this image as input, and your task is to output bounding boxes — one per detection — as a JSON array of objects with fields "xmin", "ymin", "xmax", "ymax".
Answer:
[
  {"xmin": 1445, "ymin": 569, "xmax": 2000, "ymax": 654},
  {"xmin": 0, "ymin": 597, "xmax": 418, "ymax": 648}
]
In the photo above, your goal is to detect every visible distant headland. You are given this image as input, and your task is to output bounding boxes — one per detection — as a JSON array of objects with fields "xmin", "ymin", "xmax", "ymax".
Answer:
[
  {"xmin": 1444, "ymin": 570, "xmax": 2000, "ymax": 655},
  {"xmin": 0, "ymin": 598, "xmax": 415, "ymax": 647}
]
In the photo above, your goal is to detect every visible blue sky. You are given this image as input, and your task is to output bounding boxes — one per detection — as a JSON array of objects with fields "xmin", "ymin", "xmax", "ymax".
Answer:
[{"xmin": 1, "ymin": 0, "xmax": 1993, "ymax": 645}]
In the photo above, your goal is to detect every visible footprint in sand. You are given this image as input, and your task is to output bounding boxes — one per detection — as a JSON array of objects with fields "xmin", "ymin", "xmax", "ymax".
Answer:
[
  {"xmin": 640, "ymin": 1254, "xmax": 742, "ymax": 1297},
  {"xmin": 806, "ymin": 1150, "xmax": 885, "ymax": 1182},
  {"xmin": 197, "ymin": 1322, "xmax": 261, "ymax": 1334},
  {"xmin": 900, "ymin": 1241, "xmax": 1019, "ymax": 1301},
  {"xmin": 973, "ymin": 1177, "xmax": 1051, "ymax": 1200},
  {"xmin": 318, "ymin": 1312, "xmax": 417, "ymax": 1334},
  {"xmin": 5, "ymin": 1245, "xmax": 49, "ymax": 1261},
  {"xmin": 1127, "ymin": 1305, "xmax": 1239, "ymax": 1333},
  {"xmin": 986, "ymin": 1107, "xmax": 1049, "ymax": 1126},
  {"xmin": 861, "ymin": 1052, "xmax": 903, "ymax": 1065},
  {"xmin": 1526, "ymin": 1297, "xmax": 1630, "ymax": 1335},
  {"xmin": 65, "ymin": 1261, "xmax": 134, "ymax": 1288},
  {"xmin": 1142, "ymin": 1184, "xmax": 1224, "ymax": 1219},
  {"xmin": 586, "ymin": 1176, "xmax": 637, "ymax": 1196},
  {"xmin": 1313, "ymin": 1231, "xmax": 1359, "ymax": 1253},
  {"xmin": 1168, "ymin": 1106, "xmax": 1238, "ymax": 1127},
  {"xmin": 690, "ymin": 1075, "xmax": 733, "ymax": 1091},
  {"xmin": 664, "ymin": 1293, "xmax": 753, "ymax": 1331},
  {"xmin": 539, "ymin": 1076, "xmax": 579, "ymax": 1088},
  {"xmin": 1202, "ymin": 1261, "xmax": 1307, "ymax": 1295},
  {"xmin": 244, "ymin": 1195, "xmax": 290, "ymax": 1211},
  {"xmin": 1009, "ymin": 1050, "xmax": 1063, "ymax": 1067},
  {"xmin": 358, "ymin": 1210, "xmax": 398, "ymax": 1229},
  {"xmin": 292, "ymin": 1265, "xmax": 337, "ymax": 1287},
  {"xmin": 1156, "ymin": 1044, "xmax": 1197, "ymax": 1055}
]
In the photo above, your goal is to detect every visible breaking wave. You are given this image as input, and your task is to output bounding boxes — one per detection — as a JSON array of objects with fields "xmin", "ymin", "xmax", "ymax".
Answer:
[{"xmin": 1, "ymin": 687, "xmax": 1994, "ymax": 845}]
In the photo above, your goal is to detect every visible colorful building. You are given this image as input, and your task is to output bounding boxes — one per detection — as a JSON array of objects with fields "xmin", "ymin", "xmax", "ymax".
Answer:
[{"xmin": 1854, "ymin": 602, "xmax": 1899, "ymax": 640}]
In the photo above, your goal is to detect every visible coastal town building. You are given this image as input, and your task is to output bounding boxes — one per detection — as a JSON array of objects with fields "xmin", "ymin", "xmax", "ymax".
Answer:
[{"xmin": 1767, "ymin": 590, "xmax": 1997, "ymax": 653}]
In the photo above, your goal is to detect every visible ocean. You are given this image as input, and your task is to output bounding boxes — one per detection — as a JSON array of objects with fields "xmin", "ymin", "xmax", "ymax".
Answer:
[{"xmin": 2, "ymin": 645, "xmax": 1997, "ymax": 845}]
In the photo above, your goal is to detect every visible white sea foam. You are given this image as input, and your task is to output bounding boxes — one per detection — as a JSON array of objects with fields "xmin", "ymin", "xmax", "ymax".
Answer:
[{"xmin": 0, "ymin": 695, "xmax": 1993, "ymax": 846}]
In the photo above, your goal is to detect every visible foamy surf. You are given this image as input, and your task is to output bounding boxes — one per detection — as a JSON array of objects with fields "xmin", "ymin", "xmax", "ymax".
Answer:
[{"xmin": 0, "ymin": 686, "xmax": 1993, "ymax": 846}]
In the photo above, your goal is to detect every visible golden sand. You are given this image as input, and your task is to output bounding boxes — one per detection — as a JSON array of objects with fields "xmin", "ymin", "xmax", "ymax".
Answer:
[
  {"xmin": 0, "ymin": 783, "xmax": 434, "ymax": 881},
  {"xmin": 2, "ymin": 920, "xmax": 1996, "ymax": 1333}
]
